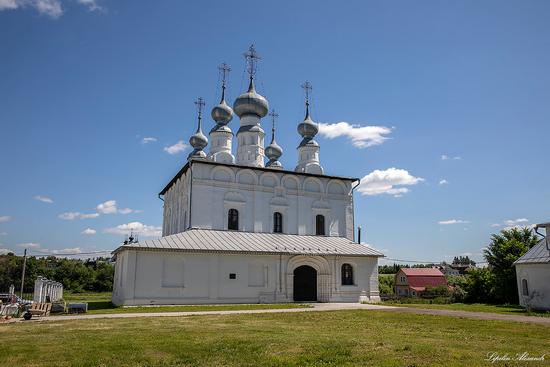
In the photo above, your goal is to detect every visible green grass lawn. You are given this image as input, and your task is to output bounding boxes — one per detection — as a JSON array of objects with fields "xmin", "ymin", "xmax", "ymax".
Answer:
[
  {"xmin": 1, "ymin": 310, "xmax": 548, "ymax": 366},
  {"xmin": 382, "ymin": 301, "xmax": 550, "ymax": 317},
  {"xmin": 60, "ymin": 292, "xmax": 310, "ymax": 314}
]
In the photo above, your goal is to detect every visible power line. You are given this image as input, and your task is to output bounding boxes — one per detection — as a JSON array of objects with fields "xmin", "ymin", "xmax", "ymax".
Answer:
[
  {"xmin": 384, "ymin": 257, "xmax": 487, "ymax": 265},
  {"xmin": 27, "ymin": 250, "xmax": 113, "ymax": 257}
]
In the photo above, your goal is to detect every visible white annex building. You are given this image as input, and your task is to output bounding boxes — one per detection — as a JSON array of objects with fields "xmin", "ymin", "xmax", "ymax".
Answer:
[
  {"xmin": 514, "ymin": 222, "xmax": 550, "ymax": 311},
  {"xmin": 112, "ymin": 46, "xmax": 383, "ymax": 306}
]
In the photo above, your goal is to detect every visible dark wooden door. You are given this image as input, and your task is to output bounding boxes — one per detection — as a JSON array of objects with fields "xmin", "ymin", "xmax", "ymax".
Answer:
[{"xmin": 293, "ymin": 265, "xmax": 317, "ymax": 302}]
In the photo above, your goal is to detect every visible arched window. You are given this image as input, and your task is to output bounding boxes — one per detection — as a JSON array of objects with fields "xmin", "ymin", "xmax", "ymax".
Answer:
[
  {"xmin": 228, "ymin": 209, "xmax": 239, "ymax": 230},
  {"xmin": 522, "ymin": 279, "xmax": 529, "ymax": 296},
  {"xmin": 316, "ymin": 214, "xmax": 325, "ymax": 235},
  {"xmin": 341, "ymin": 263, "xmax": 354, "ymax": 285},
  {"xmin": 273, "ymin": 212, "xmax": 283, "ymax": 233}
]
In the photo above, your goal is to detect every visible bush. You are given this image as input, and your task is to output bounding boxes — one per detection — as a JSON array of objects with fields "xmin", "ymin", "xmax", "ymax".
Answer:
[
  {"xmin": 463, "ymin": 267, "xmax": 496, "ymax": 303},
  {"xmin": 378, "ymin": 274, "xmax": 395, "ymax": 295},
  {"xmin": 0, "ymin": 254, "xmax": 114, "ymax": 293}
]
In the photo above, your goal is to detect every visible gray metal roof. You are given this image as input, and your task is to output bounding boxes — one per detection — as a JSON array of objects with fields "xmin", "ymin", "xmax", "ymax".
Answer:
[
  {"xmin": 514, "ymin": 237, "xmax": 550, "ymax": 265},
  {"xmin": 113, "ymin": 228, "xmax": 384, "ymax": 257}
]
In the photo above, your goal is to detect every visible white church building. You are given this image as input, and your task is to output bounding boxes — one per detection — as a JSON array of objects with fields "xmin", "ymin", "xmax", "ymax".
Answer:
[{"xmin": 112, "ymin": 46, "xmax": 383, "ymax": 306}]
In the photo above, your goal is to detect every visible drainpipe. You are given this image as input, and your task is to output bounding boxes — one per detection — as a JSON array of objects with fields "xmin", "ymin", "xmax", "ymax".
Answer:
[
  {"xmin": 351, "ymin": 179, "xmax": 361, "ymax": 242},
  {"xmin": 535, "ymin": 224, "xmax": 550, "ymax": 253},
  {"xmin": 357, "ymin": 226, "xmax": 361, "ymax": 244},
  {"xmin": 188, "ymin": 162, "xmax": 193, "ymax": 230}
]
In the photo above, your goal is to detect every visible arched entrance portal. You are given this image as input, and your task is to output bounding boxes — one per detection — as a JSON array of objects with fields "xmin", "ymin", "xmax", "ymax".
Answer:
[{"xmin": 293, "ymin": 265, "xmax": 317, "ymax": 302}]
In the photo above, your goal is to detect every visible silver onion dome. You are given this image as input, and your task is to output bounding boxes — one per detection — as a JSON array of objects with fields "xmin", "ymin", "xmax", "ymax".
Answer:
[
  {"xmin": 265, "ymin": 140, "xmax": 283, "ymax": 161},
  {"xmin": 233, "ymin": 79, "xmax": 269, "ymax": 118},
  {"xmin": 189, "ymin": 129, "xmax": 208, "ymax": 150},
  {"xmin": 211, "ymin": 99, "xmax": 233, "ymax": 124},
  {"xmin": 297, "ymin": 103, "xmax": 318, "ymax": 138},
  {"xmin": 211, "ymin": 81, "xmax": 233, "ymax": 125}
]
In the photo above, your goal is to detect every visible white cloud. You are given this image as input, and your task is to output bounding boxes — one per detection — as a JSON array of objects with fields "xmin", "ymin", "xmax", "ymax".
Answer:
[
  {"xmin": 0, "ymin": 232, "xmax": 7, "ymax": 236},
  {"xmin": 491, "ymin": 218, "xmax": 530, "ymax": 230},
  {"xmin": 58, "ymin": 212, "xmax": 99, "ymax": 220},
  {"xmin": 82, "ymin": 228, "xmax": 96, "ymax": 235},
  {"xmin": 96, "ymin": 200, "xmax": 139, "ymax": 214},
  {"xmin": 118, "ymin": 208, "xmax": 141, "ymax": 214},
  {"xmin": 164, "ymin": 140, "xmax": 189, "ymax": 155},
  {"xmin": 77, "ymin": 0, "xmax": 102, "ymax": 12},
  {"xmin": 357, "ymin": 168, "xmax": 424, "ymax": 197},
  {"xmin": 96, "ymin": 200, "xmax": 117, "ymax": 214},
  {"xmin": 0, "ymin": 0, "xmax": 63, "ymax": 18},
  {"xmin": 1, "ymin": 0, "xmax": 105, "ymax": 17},
  {"xmin": 104, "ymin": 222, "xmax": 162, "ymax": 238},
  {"xmin": 51, "ymin": 247, "xmax": 82, "ymax": 254},
  {"xmin": 0, "ymin": 216, "xmax": 11, "ymax": 223},
  {"xmin": 439, "ymin": 179, "xmax": 449, "ymax": 185},
  {"xmin": 0, "ymin": 0, "xmax": 18, "ymax": 10},
  {"xmin": 17, "ymin": 242, "xmax": 41, "ymax": 249},
  {"xmin": 34, "ymin": 195, "xmax": 53, "ymax": 204},
  {"xmin": 441, "ymin": 154, "xmax": 461, "ymax": 161},
  {"xmin": 141, "ymin": 137, "xmax": 157, "ymax": 144},
  {"xmin": 503, "ymin": 218, "xmax": 528, "ymax": 227},
  {"xmin": 0, "ymin": 248, "xmax": 13, "ymax": 255},
  {"xmin": 438, "ymin": 219, "xmax": 470, "ymax": 225},
  {"xmin": 317, "ymin": 122, "xmax": 392, "ymax": 148}
]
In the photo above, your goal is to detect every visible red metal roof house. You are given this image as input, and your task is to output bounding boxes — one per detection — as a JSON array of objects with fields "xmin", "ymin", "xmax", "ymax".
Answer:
[{"xmin": 395, "ymin": 268, "xmax": 447, "ymax": 297}]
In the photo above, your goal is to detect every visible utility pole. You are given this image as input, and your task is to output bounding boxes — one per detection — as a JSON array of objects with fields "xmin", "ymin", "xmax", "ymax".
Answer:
[{"xmin": 20, "ymin": 248, "xmax": 27, "ymax": 298}]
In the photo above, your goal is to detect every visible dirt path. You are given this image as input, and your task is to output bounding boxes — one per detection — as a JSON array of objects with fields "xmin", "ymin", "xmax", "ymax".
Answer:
[{"xmin": 15, "ymin": 303, "xmax": 550, "ymax": 325}]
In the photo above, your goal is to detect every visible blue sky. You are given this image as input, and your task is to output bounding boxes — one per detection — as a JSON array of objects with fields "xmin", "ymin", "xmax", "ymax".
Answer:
[{"xmin": 1, "ymin": 0, "xmax": 549, "ymax": 264}]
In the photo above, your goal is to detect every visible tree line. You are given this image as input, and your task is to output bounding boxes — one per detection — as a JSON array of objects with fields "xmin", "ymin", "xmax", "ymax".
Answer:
[
  {"xmin": 378, "ymin": 227, "xmax": 539, "ymax": 305},
  {"xmin": 0, "ymin": 253, "xmax": 114, "ymax": 294}
]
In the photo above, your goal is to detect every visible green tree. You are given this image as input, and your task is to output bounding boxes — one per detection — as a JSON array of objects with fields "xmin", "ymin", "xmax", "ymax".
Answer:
[
  {"xmin": 452, "ymin": 256, "xmax": 476, "ymax": 266},
  {"xmin": 464, "ymin": 267, "xmax": 495, "ymax": 303},
  {"xmin": 483, "ymin": 227, "xmax": 538, "ymax": 304},
  {"xmin": 378, "ymin": 275, "xmax": 395, "ymax": 295}
]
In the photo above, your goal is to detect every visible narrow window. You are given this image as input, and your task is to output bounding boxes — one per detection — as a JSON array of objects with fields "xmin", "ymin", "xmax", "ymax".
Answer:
[
  {"xmin": 228, "ymin": 209, "xmax": 239, "ymax": 230},
  {"xmin": 341, "ymin": 263, "xmax": 354, "ymax": 285},
  {"xmin": 273, "ymin": 212, "xmax": 283, "ymax": 233},
  {"xmin": 522, "ymin": 279, "xmax": 529, "ymax": 296},
  {"xmin": 316, "ymin": 214, "xmax": 325, "ymax": 235}
]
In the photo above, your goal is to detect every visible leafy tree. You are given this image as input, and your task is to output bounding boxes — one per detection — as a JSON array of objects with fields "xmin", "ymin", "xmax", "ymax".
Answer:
[
  {"xmin": 452, "ymin": 256, "xmax": 476, "ymax": 266},
  {"xmin": 463, "ymin": 267, "xmax": 495, "ymax": 303},
  {"xmin": 0, "ymin": 254, "xmax": 114, "ymax": 293},
  {"xmin": 483, "ymin": 227, "xmax": 538, "ymax": 304},
  {"xmin": 378, "ymin": 275, "xmax": 395, "ymax": 295}
]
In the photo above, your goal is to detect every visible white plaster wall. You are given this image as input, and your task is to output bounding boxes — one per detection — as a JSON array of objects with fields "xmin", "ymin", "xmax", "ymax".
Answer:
[
  {"xmin": 516, "ymin": 263, "xmax": 550, "ymax": 311},
  {"xmin": 112, "ymin": 250, "xmax": 380, "ymax": 306},
  {"xmin": 163, "ymin": 161, "xmax": 354, "ymax": 240}
]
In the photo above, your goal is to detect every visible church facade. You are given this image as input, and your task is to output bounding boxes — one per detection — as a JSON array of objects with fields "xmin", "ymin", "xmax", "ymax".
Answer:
[{"xmin": 112, "ymin": 46, "xmax": 383, "ymax": 306}]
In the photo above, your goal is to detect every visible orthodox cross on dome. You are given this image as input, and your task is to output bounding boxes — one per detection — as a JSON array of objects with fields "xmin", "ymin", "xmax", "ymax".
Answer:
[
  {"xmin": 301, "ymin": 81, "xmax": 312, "ymax": 103},
  {"xmin": 194, "ymin": 97, "xmax": 205, "ymax": 118},
  {"xmin": 301, "ymin": 81, "xmax": 313, "ymax": 117},
  {"xmin": 218, "ymin": 62, "xmax": 231, "ymax": 96},
  {"xmin": 243, "ymin": 44, "xmax": 261, "ymax": 80},
  {"xmin": 268, "ymin": 109, "xmax": 279, "ymax": 142},
  {"xmin": 194, "ymin": 96, "xmax": 205, "ymax": 129}
]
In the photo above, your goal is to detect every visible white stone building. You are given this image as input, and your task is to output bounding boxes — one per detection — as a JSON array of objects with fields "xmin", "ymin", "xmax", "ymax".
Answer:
[
  {"xmin": 112, "ymin": 46, "xmax": 383, "ymax": 306},
  {"xmin": 514, "ymin": 222, "xmax": 550, "ymax": 311}
]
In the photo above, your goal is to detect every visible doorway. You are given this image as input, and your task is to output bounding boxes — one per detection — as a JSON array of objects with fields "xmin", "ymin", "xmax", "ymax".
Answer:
[{"xmin": 293, "ymin": 265, "xmax": 317, "ymax": 302}]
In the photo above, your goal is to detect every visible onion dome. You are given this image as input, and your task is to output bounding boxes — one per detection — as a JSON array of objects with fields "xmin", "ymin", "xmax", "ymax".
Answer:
[
  {"xmin": 266, "ymin": 109, "xmax": 283, "ymax": 168},
  {"xmin": 188, "ymin": 97, "xmax": 208, "ymax": 159},
  {"xmin": 211, "ymin": 83, "xmax": 233, "ymax": 125},
  {"xmin": 297, "ymin": 101, "xmax": 318, "ymax": 138},
  {"xmin": 266, "ymin": 140, "xmax": 283, "ymax": 163},
  {"xmin": 189, "ymin": 129, "xmax": 207, "ymax": 150},
  {"xmin": 233, "ymin": 79, "xmax": 269, "ymax": 118}
]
